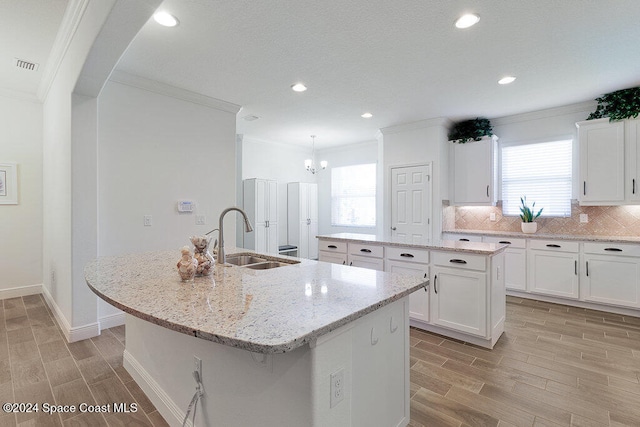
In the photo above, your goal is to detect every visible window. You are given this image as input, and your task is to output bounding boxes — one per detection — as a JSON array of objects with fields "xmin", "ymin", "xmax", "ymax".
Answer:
[
  {"xmin": 331, "ymin": 163, "xmax": 376, "ymax": 227},
  {"xmin": 501, "ymin": 139, "xmax": 572, "ymax": 217}
]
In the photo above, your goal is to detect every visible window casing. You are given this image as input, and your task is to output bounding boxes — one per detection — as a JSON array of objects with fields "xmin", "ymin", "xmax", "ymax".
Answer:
[
  {"xmin": 331, "ymin": 163, "xmax": 376, "ymax": 227},
  {"xmin": 501, "ymin": 139, "xmax": 573, "ymax": 217}
]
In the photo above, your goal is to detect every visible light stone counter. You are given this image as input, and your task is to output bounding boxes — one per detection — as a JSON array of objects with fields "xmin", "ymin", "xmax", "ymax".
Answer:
[
  {"xmin": 317, "ymin": 232, "xmax": 507, "ymax": 255},
  {"xmin": 84, "ymin": 248, "xmax": 427, "ymax": 354},
  {"xmin": 443, "ymin": 229, "xmax": 640, "ymax": 244}
]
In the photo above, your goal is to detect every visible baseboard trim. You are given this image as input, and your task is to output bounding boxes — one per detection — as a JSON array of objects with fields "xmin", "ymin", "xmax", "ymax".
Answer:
[
  {"xmin": 123, "ymin": 350, "xmax": 186, "ymax": 427},
  {"xmin": 507, "ymin": 290, "xmax": 640, "ymax": 317},
  {"xmin": 0, "ymin": 284, "xmax": 43, "ymax": 299},
  {"xmin": 41, "ymin": 286, "xmax": 100, "ymax": 343},
  {"xmin": 99, "ymin": 312, "xmax": 125, "ymax": 330}
]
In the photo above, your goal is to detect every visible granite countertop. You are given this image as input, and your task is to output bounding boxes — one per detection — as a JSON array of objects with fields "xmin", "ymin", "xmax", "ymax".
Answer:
[
  {"xmin": 443, "ymin": 229, "xmax": 640, "ymax": 244},
  {"xmin": 317, "ymin": 233, "xmax": 507, "ymax": 255},
  {"xmin": 84, "ymin": 248, "xmax": 427, "ymax": 354}
]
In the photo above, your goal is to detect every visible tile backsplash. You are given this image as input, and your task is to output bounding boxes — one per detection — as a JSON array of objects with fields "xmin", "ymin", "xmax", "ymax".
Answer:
[{"xmin": 443, "ymin": 201, "xmax": 640, "ymax": 237}]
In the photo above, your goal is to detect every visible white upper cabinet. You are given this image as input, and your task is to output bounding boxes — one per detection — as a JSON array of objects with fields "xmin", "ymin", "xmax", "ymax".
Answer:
[
  {"xmin": 577, "ymin": 118, "xmax": 625, "ymax": 205},
  {"xmin": 450, "ymin": 136, "xmax": 498, "ymax": 206},
  {"xmin": 626, "ymin": 118, "xmax": 640, "ymax": 202}
]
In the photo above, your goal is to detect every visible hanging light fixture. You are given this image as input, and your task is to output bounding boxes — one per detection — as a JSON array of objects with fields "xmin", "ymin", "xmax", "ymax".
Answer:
[{"xmin": 304, "ymin": 135, "xmax": 327, "ymax": 174}]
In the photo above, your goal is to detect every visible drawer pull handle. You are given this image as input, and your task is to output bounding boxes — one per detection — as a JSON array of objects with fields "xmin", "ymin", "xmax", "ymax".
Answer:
[
  {"xmin": 360, "ymin": 248, "xmax": 372, "ymax": 253},
  {"xmin": 634, "ymin": 179, "xmax": 636, "ymax": 195},
  {"xmin": 499, "ymin": 241, "xmax": 511, "ymax": 244},
  {"xmin": 459, "ymin": 238, "xmax": 470, "ymax": 242},
  {"xmin": 575, "ymin": 260, "xmax": 577, "ymax": 275},
  {"xmin": 486, "ymin": 185, "xmax": 490, "ymax": 197},
  {"xmin": 327, "ymin": 245, "xmax": 337, "ymax": 249},
  {"xmin": 546, "ymin": 244, "xmax": 561, "ymax": 248},
  {"xmin": 434, "ymin": 274, "xmax": 438, "ymax": 294},
  {"xmin": 584, "ymin": 181, "xmax": 586, "ymax": 195},
  {"xmin": 400, "ymin": 253, "xmax": 414, "ymax": 258},
  {"xmin": 604, "ymin": 247, "xmax": 623, "ymax": 252},
  {"xmin": 586, "ymin": 261, "xmax": 589, "ymax": 277},
  {"xmin": 449, "ymin": 259, "xmax": 467, "ymax": 264}
]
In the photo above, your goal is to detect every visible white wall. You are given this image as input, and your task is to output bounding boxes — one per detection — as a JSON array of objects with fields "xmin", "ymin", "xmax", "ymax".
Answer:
[
  {"xmin": 315, "ymin": 141, "xmax": 379, "ymax": 236},
  {"xmin": 0, "ymin": 95, "xmax": 43, "ymax": 292},
  {"xmin": 239, "ymin": 137, "xmax": 315, "ymax": 246}
]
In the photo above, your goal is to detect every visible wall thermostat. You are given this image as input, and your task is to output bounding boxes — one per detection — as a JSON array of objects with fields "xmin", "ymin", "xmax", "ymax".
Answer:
[{"xmin": 177, "ymin": 201, "xmax": 195, "ymax": 212}]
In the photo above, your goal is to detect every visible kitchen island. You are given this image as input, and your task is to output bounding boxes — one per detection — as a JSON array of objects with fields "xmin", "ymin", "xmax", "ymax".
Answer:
[{"xmin": 85, "ymin": 249, "xmax": 427, "ymax": 427}]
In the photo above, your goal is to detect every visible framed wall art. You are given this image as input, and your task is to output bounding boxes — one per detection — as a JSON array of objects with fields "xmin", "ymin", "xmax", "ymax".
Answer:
[{"xmin": 0, "ymin": 163, "xmax": 18, "ymax": 205}]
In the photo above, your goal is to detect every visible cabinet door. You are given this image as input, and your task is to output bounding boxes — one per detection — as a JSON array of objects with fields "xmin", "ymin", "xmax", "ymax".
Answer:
[
  {"xmin": 528, "ymin": 250, "xmax": 579, "ymax": 299},
  {"xmin": 254, "ymin": 223, "xmax": 267, "ymax": 253},
  {"xmin": 386, "ymin": 260, "xmax": 429, "ymax": 322},
  {"xmin": 348, "ymin": 254, "xmax": 384, "ymax": 271},
  {"xmin": 266, "ymin": 222, "xmax": 278, "ymax": 254},
  {"xmin": 430, "ymin": 267, "xmax": 487, "ymax": 337},
  {"xmin": 578, "ymin": 119, "xmax": 625, "ymax": 204},
  {"xmin": 308, "ymin": 221, "xmax": 318, "ymax": 260},
  {"xmin": 504, "ymin": 248, "xmax": 527, "ymax": 291},
  {"xmin": 627, "ymin": 118, "xmax": 640, "ymax": 201},
  {"xmin": 298, "ymin": 222, "xmax": 309, "ymax": 259},
  {"xmin": 582, "ymin": 255, "xmax": 640, "ymax": 308},
  {"xmin": 267, "ymin": 180, "xmax": 278, "ymax": 221},
  {"xmin": 319, "ymin": 251, "xmax": 347, "ymax": 265},
  {"xmin": 451, "ymin": 137, "xmax": 495, "ymax": 205},
  {"xmin": 255, "ymin": 179, "xmax": 268, "ymax": 224},
  {"xmin": 307, "ymin": 183, "xmax": 318, "ymax": 222}
]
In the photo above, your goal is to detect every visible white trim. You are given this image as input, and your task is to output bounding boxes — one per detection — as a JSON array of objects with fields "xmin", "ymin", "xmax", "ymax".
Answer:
[
  {"xmin": 41, "ymin": 286, "xmax": 100, "ymax": 343},
  {"xmin": 0, "ymin": 284, "xmax": 42, "ymax": 299},
  {"xmin": 507, "ymin": 290, "xmax": 640, "ymax": 318},
  {"xmin": 380, "ymin": 117, "xmax": 451, "ymax": 135},
  {"xmin": 99, "ymin": 312, "xmax": 125, "ymax": 330},
  {"xmin": 37, "ymin": 0, "xmax": 90, "ymax": 101},
  {"xmin": 108, "ymin": 70, "xmax": 242, "ymax": 114},
  {"xmin": 492, "ymin": 101, "xmax": 596, "ymax": 126},
  {"xmin": 123, "ymin": 350, "xmax": 186, "ymax": 427}
]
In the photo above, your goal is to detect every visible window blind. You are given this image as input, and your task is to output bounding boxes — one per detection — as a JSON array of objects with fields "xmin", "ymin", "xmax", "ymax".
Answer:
[
  {"xmin": 331, "ymin": 163, "xmax": 376, "ymax": 227},
  {"xmin": 501, "ymin": 139, "xmax": 572, "ymax": 217}
]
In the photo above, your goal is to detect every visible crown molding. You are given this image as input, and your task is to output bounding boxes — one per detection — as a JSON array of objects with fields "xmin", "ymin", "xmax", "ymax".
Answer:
[
  {"xmin": 491, "ymin": 100, "xmax": 596, "ymax": 126},
  {"xmin": 108, "ymin": 70, "xmax": 241, "ymax": 114},
  {"xmin": 37, "ymin": 0, "xmax": 90, "ymax": 102},
  {"xmin": 380, "ymin": 117, "xmax": 451, "ymax": 135}
]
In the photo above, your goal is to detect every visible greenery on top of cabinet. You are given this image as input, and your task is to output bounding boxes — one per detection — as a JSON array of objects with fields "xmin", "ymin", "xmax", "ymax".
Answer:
[
  {"xmin": 587, "ymin": 86, "xmax": 640, "ymax": 121},
  {"xmin": 448, "ymin": 118, "xmax": 493, "ymax": 144}
]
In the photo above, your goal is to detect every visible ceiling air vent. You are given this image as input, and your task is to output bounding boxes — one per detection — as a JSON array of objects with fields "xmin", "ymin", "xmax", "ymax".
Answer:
[{"xmin": 14, "ymin": 58, "xmax": 39, "ymax": 71}]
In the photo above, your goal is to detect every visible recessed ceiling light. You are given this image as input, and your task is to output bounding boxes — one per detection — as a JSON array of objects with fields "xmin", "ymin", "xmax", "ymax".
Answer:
[
  {"xmin": 291, "ymin": 83, "xmax": 307, "ymax": 92},
  {"xmin": 498, "ymin": 76, "xmax": 516, "ymax": 85},
  {"xmin": 455, "ymin": 13, "xmax": 480, "ymax": 29},
  {"xmin": 361, "ymin": 112, "xmax": 373, "ymax": 118},
  {"xmin": 153, "ymin": 11, "xmax": 179, "ymax": 27}
]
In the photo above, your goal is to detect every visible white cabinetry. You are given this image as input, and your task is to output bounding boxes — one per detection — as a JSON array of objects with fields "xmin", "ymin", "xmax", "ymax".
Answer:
[
  {"xmin": 385, "ymin": 247, "xmax": 429, "ymax": 323},
  {"xmin": 483, "ymin": 236, "xmax": 526, "ymax": 291},
  {"xmin": 243, "ymin": 179, "xmax": 278, "ymax": 254},
  {"xmin": 442, "ymin": 233, "xmax": 483, "ymax": 242},
  {"xmin": 528, "ymin": 240, "xmax": 579, "ymax": 299},
  {"xmin": 450, "ymin": 135, "xmax": 497, "ymax": 206},
  {"xmin": 287, "ymin": 183, "xmax": 318, "ymax": 259},
  {"xmin": 581, "ymin": 242, "xmax": 640, "ymax": 309},
  {"xmin": 318, "ymin": 240, "xmax": 347, "ymax": 265},
  {"xmin": 348, "ymin": 242, "xmax": 384, "ymax": 270},
  {"xmin": 626, "ymin": 118, "xmax": 640, "ymax": 201},
  {"xmin": 577, "ymin": 118, "xmax": 625, "ymax": 205}
]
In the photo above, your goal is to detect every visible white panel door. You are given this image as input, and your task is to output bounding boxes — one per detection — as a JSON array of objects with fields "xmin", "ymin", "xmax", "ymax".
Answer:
[{"xmin": 391, "ymin": 164, "xmax": 431, "ymax": 244}]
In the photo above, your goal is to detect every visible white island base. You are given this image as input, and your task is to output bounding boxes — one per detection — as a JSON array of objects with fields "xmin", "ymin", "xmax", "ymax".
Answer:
[{"xmin": 123, "ymin": 297, "xmax": 410, "ymax": 427}]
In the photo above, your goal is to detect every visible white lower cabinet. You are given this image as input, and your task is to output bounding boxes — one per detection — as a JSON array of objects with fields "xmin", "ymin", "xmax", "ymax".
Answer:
[
  {"xmin": 431, "ymin": 253, "xmax": 488, "ymax": 338},
  {"xmin": 581, "ymin": 242, "xmax": 640, "ymax": 309},
  {"xmin": 528, "ymin": 240, "xmax": 579, "ymax": 299},
  {"xmin": 386, "ymin": 260, "xmax": 429, "ymax": 322},
  {"xmin": 483, "ymin": 236, "xmax": 526, "ymax": 291},
  {"xmin": 347, "ymin": 243, "xmax": 384, "ymax": 271}
]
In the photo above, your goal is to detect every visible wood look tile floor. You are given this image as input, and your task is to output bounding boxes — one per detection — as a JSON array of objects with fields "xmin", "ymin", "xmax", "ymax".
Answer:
[{"xmin": 1, "ymin": 294, "xmax": 639, "ymax": 426}]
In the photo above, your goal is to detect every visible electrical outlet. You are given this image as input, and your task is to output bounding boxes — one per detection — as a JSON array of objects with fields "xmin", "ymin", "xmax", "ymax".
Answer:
[
  {"xmin": 330, "ymin": 368, "xmax": 344, "ymax": 408},
  {"xmin": 489, "ymin": 212, "xmax": 496, "ymax": 221},
  {"xmin": 580, "ymin": 214, "xmax": 588, "ymax": 223},
  {"xmin": 196, "ymin": 215, "xmax": 206, "ymax": 225},
  {"xmin": 193, "ymin": 355, "xmax": 202, "ymax": 379},
  {"xmin": 144, "ymin": 215, "xmax": 152, "ymax": 226}
]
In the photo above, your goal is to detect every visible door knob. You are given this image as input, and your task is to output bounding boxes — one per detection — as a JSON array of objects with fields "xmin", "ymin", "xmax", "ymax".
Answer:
[{"xmin": 391, "ymin": 227, "xmax": 397, "ymax": 231}]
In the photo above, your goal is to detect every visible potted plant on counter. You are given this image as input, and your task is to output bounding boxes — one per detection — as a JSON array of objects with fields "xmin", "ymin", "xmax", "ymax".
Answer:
[{"xmin": 520, "ymin": 197, "xmax": 542, "ymax": 234}]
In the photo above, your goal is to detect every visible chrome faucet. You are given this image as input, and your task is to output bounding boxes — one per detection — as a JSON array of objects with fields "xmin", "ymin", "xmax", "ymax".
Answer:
[{"xmin": 217, "ymin": 207, "xmax": 253, "ymax": 265}]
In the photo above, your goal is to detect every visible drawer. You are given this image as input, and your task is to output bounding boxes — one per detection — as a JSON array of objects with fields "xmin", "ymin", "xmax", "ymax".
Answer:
[
  {"xmin": 529, "ymin": 239, "xmax": 579, "ymax": 253},
  {"xmin": 318, "ymin": 240, "xmax": 347, "ymax": 253},
  {"xmin": 431, "ymin": 251, "xmax": 486, "ymax": 271},
  {"xmin": 349, "ymin": 243, "xmax": 384, "ymax": 258},
  {"xmin": 583, "ymin": 242, "xmax": 640, "ymax": 257},
  {"xmin": 442, "ymin": 233, "xmax": 483, "ymax": 242},
  {"xmin": 385, "ymin": 246, "xmax": 429, "ymax": 264},
  {"xmin": 483, "ymin": 236, "xmax": 526, "ymax": 249}
]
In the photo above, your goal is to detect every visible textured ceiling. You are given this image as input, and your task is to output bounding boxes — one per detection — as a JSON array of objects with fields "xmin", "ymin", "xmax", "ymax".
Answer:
[{"xmin": 0, "ymin": 0, "xmax": 68, "ymax": 98}]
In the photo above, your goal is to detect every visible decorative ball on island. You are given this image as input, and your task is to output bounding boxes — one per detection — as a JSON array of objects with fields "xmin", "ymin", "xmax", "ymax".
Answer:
[{"xmin": 177, "ymin": 246, "xmax": 198, "ymax": 281}]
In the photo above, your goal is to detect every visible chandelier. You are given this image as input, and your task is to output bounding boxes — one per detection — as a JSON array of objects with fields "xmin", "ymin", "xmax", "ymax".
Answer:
[{"xmin": 304, "ymin": 135, "xmax": 327, "ymax": 174}]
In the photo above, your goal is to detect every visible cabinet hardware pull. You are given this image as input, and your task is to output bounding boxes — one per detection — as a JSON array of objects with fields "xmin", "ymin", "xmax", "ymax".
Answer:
[
  {"xmin": 584, "ymin": 181, "xmax": 586, "ymax": 195},
  {"xmin": 487, "ymin": 185, "xmax": 490, "ymax": 197},
  {"xmin": 546, "ymin": 244, "xmax": 561, "ymax": 248},
  {"xmin": 499, "ymin": 241, "xmax": 511, "ymax": 244},
  {"xmin": 424, "ymin": 273, "xmax": 427, "ymax": 278},
  {"xmin": 575, "ymin": 260, "xmax": 577, "ymax": 275},
  {"xmin": 327, "ymin": 245, "xmax": 337, "ymax": 249},
  {"xmin": 360, "ymin": 248, "xmax": 372, "ymax": 253},
  {"xmin": 604, "ymin": 247, "xmax": 623, "ymax": 252},
  {"xmin": 586, "ymin": 261, "xmax": 589, "ymax": 277},
  {"xmin": 400, "ymin": 253, "xmax": 414, "ymax": 258},
  {"xmin": 434, "ymin": 275, "xmax": 438, "ymax": 294},
  {"xmin": 450, "ymin": 259, "xmax": 467, "ymax": 264},
  {"xmin": 391, "ymin": 226, "xmax": 397, "ymax": 231},
  {"xmin": 634, "ymin": 179, "xmax": 636, "ymax": 194},
  {"xmin": 459, "ymin": 238, "xmax": 470, "ymax": 242},
  {"xmin": 342, "ymin": 260, "xmax": 346, "ymax": 265},
  {"xmin": 349, "ymin": 262, "xmax": 353, "ymax": 266}
]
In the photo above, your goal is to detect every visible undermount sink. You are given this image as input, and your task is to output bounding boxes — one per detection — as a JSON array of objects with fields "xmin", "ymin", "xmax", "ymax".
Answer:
[
  {"xmin": 226, "ymin": 255, "xmax": 267, "ymax": 266},
  {"xmin": 244, "ymin": 261, "xmax": 290, "ymax": 270}
]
